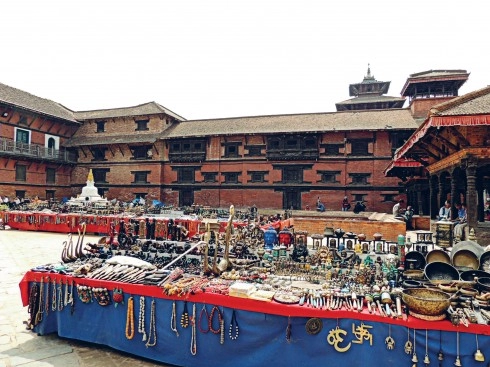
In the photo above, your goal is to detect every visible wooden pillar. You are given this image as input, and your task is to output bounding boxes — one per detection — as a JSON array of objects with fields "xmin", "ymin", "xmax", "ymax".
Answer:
[
  {"xmin": 430, "ymin": 175, "xmax": 438, "ymax": 218},
  {"xmin": 477, "ymin": 172, "xmax": 485, "ymax": 222},
  {"xmin": 450, "ymin": 169, "xmax": 458, "ymax": 220},
  {"xmin": 417, "ymin": 188, "xmax": 424, "ymax": 216},
  {"xmin": 466, "ymin": 161, "xmax": 478, "ymax": 229}
]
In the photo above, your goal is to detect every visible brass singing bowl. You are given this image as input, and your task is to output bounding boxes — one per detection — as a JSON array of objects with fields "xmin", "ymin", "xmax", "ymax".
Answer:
[{"xmin": 401, "ymin": 288, "xmax": 451, "ymax": 316}]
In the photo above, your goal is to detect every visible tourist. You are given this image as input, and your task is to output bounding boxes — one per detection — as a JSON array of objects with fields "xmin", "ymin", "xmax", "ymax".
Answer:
[
  {"xmin": 316, "ymin": 197, "xmax": 325, "ymax": 212},
  {"xmin": 392, "ymin": 199, "xmax": 404, "ymax": 218},
  {"xmin": 437, "ymin": 200, "xmax": 452, "ymax": 221},
  {"xmin": 341, "ymin": 196, "xmax": 351, "ymax": 211},
  {"xmin": 453, "ymin": 203, "xmax": 468, "ymax": 239},
  {"xmin": 353, "ymin": 201, "xmax": 366, "ymax": 214},
  {"xmin": 403, "ymin": 206, "xmax": 415, "ymax": 230}
]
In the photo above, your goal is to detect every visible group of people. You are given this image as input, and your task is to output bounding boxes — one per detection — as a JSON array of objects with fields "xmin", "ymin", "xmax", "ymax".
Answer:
[
  {"xmin": 392, "ymin": 199, "xmax": 414, "ymax": 229},
  {"xmin": 437, "ymin": 200, "xmax": 468, "ymax": 239},
  {"xmin": 312, "ymin": 197, "xmax": 366, "ymax": 214}
]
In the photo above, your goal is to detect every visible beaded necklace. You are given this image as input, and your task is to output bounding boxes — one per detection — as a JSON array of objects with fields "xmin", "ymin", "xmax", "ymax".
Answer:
[
  {"xmin": 190, "ymin": 303, "xmax": 197, "ymax": 355},
  {"xmin": 126, "ymin": 296, "xmax": 135, "ymax": 340},
  {"xmin": 57, "ymin": 282, "xmax": 64, "ymax": 311},
  {"xmin": 145, "ymin": 299, "xmax": 157, "ymax": 347},
  {"xmin": 198, "ymin": 305, "xmax": 210, "ymax": 333},
  {"xmin": 44, "ymin": 277, "xmax": 50, "ymax": 317},
  {"xmin": 180, "ymin": 301, "xmax": 189, "ymax": 328},
  {"xmin": 286, "ymin": 316, "xmax": 292, "ymax": 343},
  {"xmin": 170, "ymin": 301, "xmax": 179, "ymax": 337},
  {"xmin": 27, "ymin": 282, "xmax": 39, "ymax": 329},
  {"xmin": 51, "ymin": 279, "xmax": 57, "ymax": 311},
  {"xmin": 220, "ymin": 308, "xmax": 225, "ymax": 345},
  {"xmin": 34, "ymin": 279, "xmax": 44, "ymax": 324},
  {"xmin": 229, "ymin": 310, "xmax": 239, "ymax": 340},
  {"xmin": 209, "ymin": 305, "xmax": 222, "ymax": 334},
  {"xmin": 138, "ymin": 296, "xmax": 147, "ymax": 341}
]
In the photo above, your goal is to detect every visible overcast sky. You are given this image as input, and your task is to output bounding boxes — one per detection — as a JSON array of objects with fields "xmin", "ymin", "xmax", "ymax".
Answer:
[{"xmin": 3, "ymin": 0, "xmax": 488, "ymax": 120}]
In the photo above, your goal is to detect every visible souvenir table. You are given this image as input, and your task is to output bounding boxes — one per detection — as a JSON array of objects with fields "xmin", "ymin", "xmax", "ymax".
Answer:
[{"xmin": 20, "ymin": 271, "xmax": 490, "ymax": 367}]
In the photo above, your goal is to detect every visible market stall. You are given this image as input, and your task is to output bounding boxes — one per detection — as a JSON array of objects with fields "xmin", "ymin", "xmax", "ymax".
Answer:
[
  {"xmin": 19, "ymin": 271, "xmax": 490, "ymax": 367},
  {"xmin": 18, "ymin": 206, "xmax": 490, "ymax": 367}
]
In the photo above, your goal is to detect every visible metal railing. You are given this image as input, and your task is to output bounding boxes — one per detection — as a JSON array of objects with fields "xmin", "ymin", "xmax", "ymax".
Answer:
[{"xmin": 0, "ymin": 137, "xmax": 77, "ymax": 163}]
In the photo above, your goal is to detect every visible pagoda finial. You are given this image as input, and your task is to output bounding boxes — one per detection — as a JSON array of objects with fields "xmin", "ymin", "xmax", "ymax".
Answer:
[
  {"xmin": 367, "ymin": 63, "xmax": 371, "ymax": 77},
  {"xmin": 87, "ymin": 169, "xmax": 94, "ymax": 182}
]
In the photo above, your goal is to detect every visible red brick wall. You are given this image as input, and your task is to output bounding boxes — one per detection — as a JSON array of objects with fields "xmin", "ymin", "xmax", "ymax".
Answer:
[{"xmin": 291, "ymin": 217, "xmax": 407, "ymax": 242}]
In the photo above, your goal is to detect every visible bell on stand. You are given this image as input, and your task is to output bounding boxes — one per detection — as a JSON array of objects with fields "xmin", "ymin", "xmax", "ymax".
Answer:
[{"xmin": 454, "ymin": 356, "xmax": 462, "ymax": 367}]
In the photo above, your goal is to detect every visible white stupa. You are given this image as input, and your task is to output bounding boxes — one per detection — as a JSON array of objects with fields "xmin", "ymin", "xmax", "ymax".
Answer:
[{"xmin": 67, "ymin": 169, "xmax": 109, "ymax": 208}]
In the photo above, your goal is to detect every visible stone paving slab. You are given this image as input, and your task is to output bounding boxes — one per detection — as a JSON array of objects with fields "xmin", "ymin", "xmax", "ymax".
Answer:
[{"xmin": 0, "ymin": 229, "xmax": 174, "ymax": 367}]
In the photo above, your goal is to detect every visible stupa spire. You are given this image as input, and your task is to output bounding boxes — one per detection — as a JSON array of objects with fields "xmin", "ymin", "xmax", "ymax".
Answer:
[{"xmin": 87, "ymin": 169, "xmax": 94, "ymax": 182}]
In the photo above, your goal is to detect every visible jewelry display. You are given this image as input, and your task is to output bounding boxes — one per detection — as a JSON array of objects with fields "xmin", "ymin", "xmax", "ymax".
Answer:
[
  {"xmin": 190, "ymin": 303, "xmax": 197, "ymax": 355},
  {"xmin": 77, "ymin": 285, "xmax": 92, "ymax": 303},
  {"xmin": 51, "ymin": 279, "xmax": 57, "ymax": 311},
  {"xmin": 171, "ymin": 301, "xmax": 179, "ymax": 337},
  {"xmin": 145, "ymin": 299, "xmax": 157, "ymax": 347},
  {"xmin": 57, "ymin": 282, "xmax": 64, "ymax": 311},
  {"xmin": 27, "ymin": 282, "xmax": 39, "ymax": 329},
  {"xmin": 180, "ymin": 301, "xmax": 189, "ymax": 328},
  {"xmin": 229, "ymin": 309, "xmax": 239, "ymax": 340},
  {"xmin": 44, "ymin": 277, "xmax": 50, "ymax": 317},
  {"xmin": 198, "ymin": 305, "xmax": 210, "ymax": 333},
  {"xmin": 209, "ymin": 306, "xmax": 222, "ymax": 335},
  {"xmin": 35, "ymin": 279, "xmax": 44, "ymax": 325},
  {"xmin": 126, "ymin": 296, "xmax": 135, "ymax": 340},
  {"xmin": 93, "ymin": 288, "xmax": 111, "ymax": 306},
  {"xmin": 113, "ymin": 288, "xmax": 124, "ymax": 307},
  {"xmin": 220, "ymin": 308, "xmax": 225, "ymax": 345},
  {"xmin": 138, "ymin": 296, "xmax": 147, "ymax": 341},
  {"xmin": 385, "ymin": 324, "xmax": 394, "ymax": 350},
  {"xmin": 404, "ymin": 327, "xmax": 413, "ymax": 355},
  {"xmin": 305, "ymin": 318, "xmax": 323, "ymax": 335}
]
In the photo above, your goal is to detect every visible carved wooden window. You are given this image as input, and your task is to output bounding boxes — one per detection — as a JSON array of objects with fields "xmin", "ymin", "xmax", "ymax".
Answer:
[
  {"xmin": 169, "ymin": 139, "xmax": 206, "ymax": 162},
  {"xmin": 382, "ymin": 194, "xmax": 396, "ymax": 202},
  {"xmin": 283, "ymin": 167, "xmax": 302, "ymax": 183},
  {"xmin": 245, "ymin": 145, "xmax": 263, "ymax": 157},
  {"xmin": 224, "ymin": 144, "xmax": 239, "ymax": 158},
  {"xmin": 132, "ymin": 171, "xmax": 149, "ymax": 184},
  {"xmin": 354, "ymin": 194, "xmax": 367, "ymax": 203},
  {"xmin": 135, "ymin": 120, "xmax": 149, "ymax": 131},
  {"xmin": 223, "ymin": 172, "xmax": 241, "ymax": 184},
  {"xmin": 91, "ymin": 147, "xmax": 107, "ymax": 161},
  {"xmin": 130, "ymin": 145, "xmax": 151, "ymax": 160},
  {"xmin": 318, "ymin": 171, "xmax": 340, "ymax": 183},
  {"xmin": 349, "ymin": 173, "xmax": 371, "ymax": 185},
  {"xmin": 249, "ymin": 171, "xmax": 267, "ymax": 183},
  {"xmin": 46, "ymin": 168, "xmax": 56, "ymax": 184},
  {"xmin": 15, "ymin": 164, "xmax": 27, "ymax": 181},
  {"xmin": 178, "ymin": 167, "xmax": 195, "ymax": 183},
  {"xmin": 202, "ymin": 172, "xmax": 218, "ymax": 183},
  {"xmin": 92, "ymin": 169, "xmax": 109, "ymax": 183},
  {"xmin": 324, "ymin": 144, "xmax": 342, "ymax": 156},
  {"xmin": 349, "ymin": 140, "xmax": 370, "ymax": 156},
  {"xmin": 96, "ymin": 121, "xmax": 106, "ymax": 133}
]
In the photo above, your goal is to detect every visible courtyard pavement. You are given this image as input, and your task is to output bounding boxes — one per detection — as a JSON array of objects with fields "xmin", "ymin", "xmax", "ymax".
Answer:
[{"xmin": 0, "ymin": 229, "xmax": 172, "ymax": 367}]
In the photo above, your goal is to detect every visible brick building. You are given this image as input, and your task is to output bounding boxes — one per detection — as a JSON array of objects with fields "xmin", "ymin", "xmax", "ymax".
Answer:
[{"xmin": 0, "ymin": 67, "xmax": 473, "ymax": 213}]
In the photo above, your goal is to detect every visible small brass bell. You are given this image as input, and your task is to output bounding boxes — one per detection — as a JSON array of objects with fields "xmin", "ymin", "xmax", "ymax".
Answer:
[
  {"xmin": 474, "ymin": 349, "xmax": 485, "ymax": 362},
  {"xmin": 424, "ymin": 354, "xmax": 430, "ymax": 365},
  {"xmin": 438, "ymin": 351, "xmax": 444, "ymax": 361},
  {"xmin": 454, "ymin": 356, "xmax": 462, "ymax": 367},
  {"xmin": 412, "ymin": 352, "xmax": 418, "ymax": 363}
]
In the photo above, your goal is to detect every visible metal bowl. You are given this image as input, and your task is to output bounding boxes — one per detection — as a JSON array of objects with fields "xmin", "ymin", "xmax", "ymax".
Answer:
[
  {"xmin": 405, "ymin": 251, "xmax": 427, "ymax": 270},
  {"xmin": 477, "ymin": 277, "xmax": 490, "ymax": 293},
  {"xmin": 401, "ymin": 288, "xmax": 451, "ymax": 316},
  {"xmin": 460, "ymin": 269, "xmax": 490, "ymax": 283},
  {"xmin": 426, "ymin": 249, "xmax": 450, "ymax": 265},
  {"xmin": 452, "ymin": 249, "xmax": 480, "ymax": 271},
  {"xmin": 479, "ymin": 251, "xmax": 490, "ymax": 272},
  {"xmin": 424, "ymin": 261, "xmax": 460, "ymax": 284}
]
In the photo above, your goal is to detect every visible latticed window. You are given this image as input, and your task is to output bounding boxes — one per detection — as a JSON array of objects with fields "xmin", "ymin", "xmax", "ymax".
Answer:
[
  {"xmin": 135, "ymin": 120, "xmax": 149, "ymax": 131},
  {"xmin": 133, "ymin": 171, "xmax": 149, "ymax": 184},
  {"xmin": 16, "ymin": 165, "xmax": 27, "ymax": 181},
  {"xmin": 46, "ymin": 168, "xmax": 56, "ymax": 184},
  {"xmin": 283, "ymin": 167, "xmax": 302, "ymax": 183}
]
